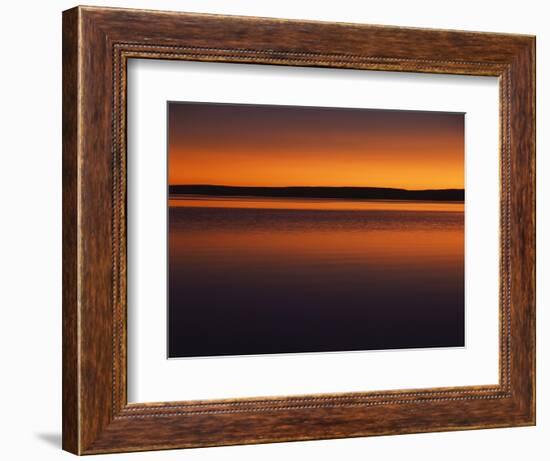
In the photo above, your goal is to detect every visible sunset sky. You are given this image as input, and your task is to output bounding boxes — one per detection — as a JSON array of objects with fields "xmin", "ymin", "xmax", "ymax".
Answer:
[{"xmin": 168, "ymin": 102, "xmax": 464, "ymax": 190}]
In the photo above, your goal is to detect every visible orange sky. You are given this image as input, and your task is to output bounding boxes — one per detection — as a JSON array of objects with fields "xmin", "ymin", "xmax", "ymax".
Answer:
[{"xmin": 168, "ymin": 102, "xmax": 464, "ymax": 190}]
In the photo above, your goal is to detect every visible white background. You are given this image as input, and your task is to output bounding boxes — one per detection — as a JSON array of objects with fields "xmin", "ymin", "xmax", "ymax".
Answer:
[
  {"xmin": 0, "ymin": 1, "xmax": 546, "ymax": 460},
  {"xmin": 128, "ymin": 60, "xmax": 499, "ymax": 402}
]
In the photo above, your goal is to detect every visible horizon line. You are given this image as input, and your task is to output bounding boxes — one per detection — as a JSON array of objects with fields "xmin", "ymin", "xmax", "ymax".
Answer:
[{"xmin": 169, "ymin": 184, "xmax": 465, "ymax": 192}]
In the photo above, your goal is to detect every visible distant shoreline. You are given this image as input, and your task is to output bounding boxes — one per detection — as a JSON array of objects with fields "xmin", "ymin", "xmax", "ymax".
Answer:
[{"xmin": 168, "ymin": 185, "xmax": 465, "ymax": 202}]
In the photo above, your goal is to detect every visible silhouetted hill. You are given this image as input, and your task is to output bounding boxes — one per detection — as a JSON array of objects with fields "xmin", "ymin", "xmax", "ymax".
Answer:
[{"xmin": 169, "ymin": 185, "xmax": 464, "ymax": 202}]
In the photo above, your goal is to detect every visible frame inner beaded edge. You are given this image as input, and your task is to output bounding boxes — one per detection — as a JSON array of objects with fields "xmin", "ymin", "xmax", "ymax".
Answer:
[{"xmin": 111, "ymin": 43, "xmax": 512, "ymax": 418}]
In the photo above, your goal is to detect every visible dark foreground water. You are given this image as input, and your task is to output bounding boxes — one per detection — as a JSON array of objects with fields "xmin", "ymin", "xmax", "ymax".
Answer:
[{"xmin": 168, "ymin": 198, "xmax": 464, "ymax": 358}]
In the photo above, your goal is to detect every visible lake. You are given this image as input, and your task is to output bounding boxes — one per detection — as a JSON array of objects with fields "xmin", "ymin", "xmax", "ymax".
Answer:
[{"xmin": 168, "ymin": 196, "xmax": 465, "ymax": 358}]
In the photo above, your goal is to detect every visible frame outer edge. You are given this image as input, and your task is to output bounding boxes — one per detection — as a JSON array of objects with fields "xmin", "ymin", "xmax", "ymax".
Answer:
[
  {"xmin": 62, "ymin": 6, "xmax": 81, "ymax": 455},
  {"xmin": 62, "ymin": 6, "xmax": 536, "ymax": 454},
  {"xmin": 531, "ymin": 36, "xmax": 537, "ymax": 425},
  {"xmin": 528, "ymin": 36, "xmax": 536, "ymax": 425},
  {"xmin": 506, "ymin": 37, "xmax": 536, "ymax": 424}
]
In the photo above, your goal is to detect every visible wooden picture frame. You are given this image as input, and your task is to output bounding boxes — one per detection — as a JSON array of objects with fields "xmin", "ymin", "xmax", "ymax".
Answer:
[{"xmin": 62, "ymin": 5, "xmax": 535, "ymax": 455}]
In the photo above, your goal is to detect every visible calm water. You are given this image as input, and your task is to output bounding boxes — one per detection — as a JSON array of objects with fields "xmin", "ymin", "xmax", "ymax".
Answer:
[{"xmin": 168, "ymin": 197, "xmax": 464, "ymax": 358}]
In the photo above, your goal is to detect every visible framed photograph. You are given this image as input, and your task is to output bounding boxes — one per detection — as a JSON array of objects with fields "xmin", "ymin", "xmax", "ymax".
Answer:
[{"xmin": 62, "ymin": 6, "xmax": 535, "ymax": 455}]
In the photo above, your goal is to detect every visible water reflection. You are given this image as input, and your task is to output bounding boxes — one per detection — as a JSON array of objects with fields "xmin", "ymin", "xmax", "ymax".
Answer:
[{"xmin": 168, "ymin": 197, "xmax": 464, "ymax": 358}]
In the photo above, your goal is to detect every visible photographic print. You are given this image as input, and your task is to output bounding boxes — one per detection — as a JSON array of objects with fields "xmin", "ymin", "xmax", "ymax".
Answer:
[{"xmin": 168, "ymin": 102, "xmax": 465, "ymax": 358}]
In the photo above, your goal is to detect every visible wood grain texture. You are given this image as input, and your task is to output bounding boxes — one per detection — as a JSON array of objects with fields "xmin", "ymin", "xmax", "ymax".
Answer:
[
  {"xmin": 62, "ymin": 7, "xmax": 79, "ymax": 454},
  {"xmin": 62, "ymin": 5, "xmax": 536, "ymax": 455}
]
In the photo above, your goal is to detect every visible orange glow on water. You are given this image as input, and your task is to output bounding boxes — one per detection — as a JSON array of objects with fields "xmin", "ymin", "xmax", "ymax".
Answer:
[
  {"xmin": 169, "ymin": 197, "xmax": 464, "ymax": 212},
  {"xmin": 169, "ymin": 209, "xmax": 464, "ymax": 269}
]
